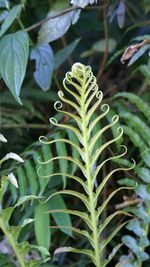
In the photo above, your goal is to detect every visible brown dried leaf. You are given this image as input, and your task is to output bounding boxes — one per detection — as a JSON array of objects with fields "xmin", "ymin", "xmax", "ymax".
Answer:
[{"xmin": 120, "ymin": 39, "xmax": 150, "ymax": 63}]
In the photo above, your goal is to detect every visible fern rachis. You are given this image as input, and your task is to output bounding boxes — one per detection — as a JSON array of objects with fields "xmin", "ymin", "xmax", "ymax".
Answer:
[{"xmin": 39, "ymin": 63, "xmax": 134, "ymax": 267}]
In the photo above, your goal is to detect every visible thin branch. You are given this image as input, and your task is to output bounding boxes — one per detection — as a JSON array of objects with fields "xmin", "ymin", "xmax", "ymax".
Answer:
[
  {"xmin": 25, "ymin": 6, "xmax": 81, "ymax": 32},
  {"xmin": 96, "ymin": 0, "xmax": 109, "ymax": 81},
  {"xmin": 1, "ymin": 124, "xmax": 49, "ymax": 129},
  {"xmin": 115, "ymin": 198, "xmax": 143, "ymax": 210}
]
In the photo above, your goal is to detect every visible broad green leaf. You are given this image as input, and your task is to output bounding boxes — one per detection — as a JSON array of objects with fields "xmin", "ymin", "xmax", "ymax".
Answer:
[
  {"xmin": 0, "ymin": 4, "xmax": 22, "ymax": 38},
  {"xmin": 38, "ymin": 0, "xmax": 80, "ymax": 43},
  {"xmin": 34, "ymin": 202, "xmax": 51, "ymax": 252},
  {"xmin": 92, "ymin": 38, "xmax": 116, "ymax": 53},
  {"xmin": 30, "ymin": 44, "xmax": 54, "ymax": 91},
  {"xmin": 54, "ymin": 38, "xmax": 80, "ymax": 69},
  {"xmin": 48, "ymin": 194, "xmax": 72, "ymax": 236},
  {"xmin": 0, "ymin": 31, "xmax": 29, "ymax": 104}
]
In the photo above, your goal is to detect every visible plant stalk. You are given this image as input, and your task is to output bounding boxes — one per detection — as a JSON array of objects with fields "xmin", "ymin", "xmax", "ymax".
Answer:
[
  {"xmin": 0, "ymin": 217, "xmax": 25, "ymax": 267},
  {"xmin": 80, "ymin": 77, "xmax": 101, "ymax": 266}
]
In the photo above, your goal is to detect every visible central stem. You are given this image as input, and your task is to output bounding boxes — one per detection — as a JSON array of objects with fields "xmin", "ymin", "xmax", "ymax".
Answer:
[
  {"xmin": 0, "ymin": 217, "xmax": 25, "ymax": 267},
  {"xmin": 80, "ymin": 79, "xmax": 101, "ymax": 267}
]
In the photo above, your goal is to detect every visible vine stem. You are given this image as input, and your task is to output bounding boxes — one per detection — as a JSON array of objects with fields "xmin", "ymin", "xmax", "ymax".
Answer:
[
  {"xmin": 0, "ymin": 218, "xmax": 25, "ymax": 267},
  {"xmin": 80, "ymin": 73, "xmax": 101, "ymax": 266}
]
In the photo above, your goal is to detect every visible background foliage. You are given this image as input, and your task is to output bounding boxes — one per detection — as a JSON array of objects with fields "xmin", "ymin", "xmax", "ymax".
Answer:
[{"xmin": 1, "ymin": 0, "xmax": 150, "ymax": 266}]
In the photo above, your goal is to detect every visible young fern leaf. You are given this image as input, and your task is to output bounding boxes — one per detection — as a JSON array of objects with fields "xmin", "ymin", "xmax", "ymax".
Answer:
[{"xmin": 39, "ymin": 63, "xmax": 134, "ymax": 267}]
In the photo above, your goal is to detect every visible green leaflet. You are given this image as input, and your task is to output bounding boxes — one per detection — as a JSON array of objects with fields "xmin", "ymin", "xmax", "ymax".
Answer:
[
  {"xmin": 34, "ymin": 202, "xmax": 51, "ymax": 253},
  {"xmin": 114, "ymin": 92, "xmax": 150, "ymax": 120},
  {"xmin": 0, "ymin": 4, "xmax": 22, "ymax": 38},
  {"xmin": 39, "ymin": 63, "xmax": 132, "ymax": 266},
  {"xmin": 47, "ymin": 194, "xmax": 72, "ymax": 237}
]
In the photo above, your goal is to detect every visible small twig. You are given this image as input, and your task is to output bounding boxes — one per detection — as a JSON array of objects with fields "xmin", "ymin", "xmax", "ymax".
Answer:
[
  {"xmin": 25, "ymin": 6, "xmax": 81, "ymax": 32},
  {"xmin": 115, "ymin": 197, "xmax": 143, "ymax": 210},
  {"xmin": 1, "ymin": 124, "xmax": 49, "ymax": 129},
  {"xmin": 96, "ymin": 0, "xmax": 109, "ymax": 81}
]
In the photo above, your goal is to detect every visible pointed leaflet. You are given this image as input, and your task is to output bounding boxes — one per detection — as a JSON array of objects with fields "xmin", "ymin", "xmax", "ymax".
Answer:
[
  {"xmin": 0, "ymin": 4, "xmax": 22, "ymax": 38},
  {"xmin": 30, "ymin": 44, "xmax": 54, "ymax": 91},
  {"xmin": 34, "ymin": 202, "xmax": 51, "ymax": 252},
  {"xmin": 0, "ymin": 31, "xmax": 29, "ymax": 104}
]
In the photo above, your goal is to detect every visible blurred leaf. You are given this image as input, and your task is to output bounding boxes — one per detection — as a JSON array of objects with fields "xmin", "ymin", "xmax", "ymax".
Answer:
[
  {"xmin": 139, "ymin": 64, "xmax": 150, "ymax": 85},
  {"xmin": 38, "ymin": 0, "xmax": 80, "ymax": 43},
  {"xmin": 54, "ymin": 38, "xmax": 80, "ymax": 69},
  {"xmin": 0, "ymin": 4, "xmax": 22, "ymax": 38},
  {"xmin": 93, "ymin": 38, "xmax": 116, "ymax": 53},
  {"xmin": 71, "ymin": 0, "xmax": 97, "ymax": 8},
  {"xmin": 135, "ymin": 184, "xmax": 150, "ymax": 201},
  {"xmin": 0, "ymin": 31, "xmax": 29, "ymax": 104},
  {"xmin": 126, "ymin": 220, "xmax": 144, "ymax": 237},
  {"xmin": 135, "ymin": 167, "xmax": 150, "ymax": 183},
  {"xmin": 48, "ymin": 194, "xmax": 72, "ymax": 237},
  {"xmin": 117, "ymin": 0, "xmax": 126, "ymax": 28},
  {"xmin": 30, "ymin": 44, "xmax": 54, "ymax": 91},
  {"xmin": 122, "ymin": 235, "xmax": 139, "ymax": 254},
  {"xmin": 117, "ymin": 178, "xmax": 136, "ymax": 187},
  {"xmin": 34, "ymin": 202, "xmax": 51, "ymax": 252}
]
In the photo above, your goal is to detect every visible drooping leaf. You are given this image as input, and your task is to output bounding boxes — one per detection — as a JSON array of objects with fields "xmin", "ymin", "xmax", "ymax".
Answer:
[
  {"xmin": 30, "ymin": 43, "xmax": 54, "ymax": 91},
  {"xmin": 0, "ymin": 31, "xmax": 29, "ymax": 104},
  {"xmin": 0, "ymin": 4, "xmax": 22, "ymax": 38},
  {"xmin": 93, "ymin": 38, "xmax": 116, "ymax": 53},
  {"xmin": 117, "ymin": 0, "xmax": 126, "ymax": 28},
  {"xmin": 38, "ymin": 0, "xmax": 80, "ymax": 43}
]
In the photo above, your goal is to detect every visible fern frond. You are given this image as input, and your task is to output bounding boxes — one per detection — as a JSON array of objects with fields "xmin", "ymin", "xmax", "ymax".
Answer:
[{"xmin": 39, "ymin": 63, "xmax": 134, "ymax": 266}]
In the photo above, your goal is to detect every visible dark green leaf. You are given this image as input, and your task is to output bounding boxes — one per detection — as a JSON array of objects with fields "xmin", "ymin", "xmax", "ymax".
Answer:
[{"xmin": 54, "ymin": 38, "xmax": 80, "ymax": 69}]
